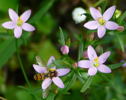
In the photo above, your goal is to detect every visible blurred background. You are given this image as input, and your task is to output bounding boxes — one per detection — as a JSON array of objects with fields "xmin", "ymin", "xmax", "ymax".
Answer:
[{"xmin": 0, "ymin": 0, "xmax": 126, "ymax": 100}]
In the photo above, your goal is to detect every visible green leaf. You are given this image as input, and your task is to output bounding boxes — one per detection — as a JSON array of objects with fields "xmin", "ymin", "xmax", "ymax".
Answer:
[
  {"xmin": 0, "ymin": 0, "xmax": 18, "ymax": 12},
  {"xmin": 30, "ymin": 0, "xmax": 55, "ymax": 23},
  {"xmin": 80, "ymin": 76, "xmax": 93, "ymax": 93},
  {"xmin": 116, "ymin": 34, "xmax": 124, "ymax": 52},
  {"xmin": 59, "ymin": 27, "xmax": 65, "ymax": 45},
  {"xmin": 109, "ymin": 62, "xmax": 124, "ymax": 69},
  {"xmin": 118, "ymin": 11, "xmax": 126, "ymax": 23},
  {"xmin": 62, "ymin": 73, "xmax": 77, "ymax": 93},
  {"xmin": 0, "ymin": 37, "xmax": 23, "ymax": 68},
  {"xmin": 46, "ymin": 92, "xmax": 56, "ymax": 100},
  {"xmin": 78, "ymin": 42, "xmax": 83, "ymax": 60}
]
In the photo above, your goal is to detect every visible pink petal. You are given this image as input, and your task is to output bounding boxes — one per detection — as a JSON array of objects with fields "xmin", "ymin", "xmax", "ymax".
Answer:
[
  {"xmin": 20, "ymin": 10, "xmax": 31, "ymax": 22},
  {"xmin": 42, "ymin": 78, "xmax": 52, "ymax": 90},
  {"xmin": 98, "ymin": 64, "xmax": 111, "ymax": 73},
  {"xmin": 57, "ymin": 68, "xmax": 70, "ymax": 76},
  {"xmin": 8, "ymin": 8, "xmax": 18, "ymax": 22},
  {"xmin": 87, "ymin": 45, "xmax": 97, "ymax": 60},
  {"xmin": 52, "ymin": 77, "xmax": 64, "ymax": 88},
  {"xmin": 78, "ymin": 60, "xmax": 91, "ymax": 68},
  {"xmin": 88, "ymin": 67, "xmax": 97, "ymax": 76},
  {"xmin": 14, "ymin": 27, "xmax": 22, "ymax": 38},
  {"xmin": 103, "ymin": 6, "xmax": 116, "ymax": 21},
  {"xmin": 2, "ymin": 21, "xmax": 15, "ymax": 29},
  {"xmin": 22, "ymin": 23, "xmax": 35, "ymax": 32},
  {"xmin": 105, "ymin": 21, "xmax": 119, "ymax": 30},
  {"xmin": 99, "ymin": 51, "xmax": 111, "ymax": 64},
  {"xmin": 33, "ymin": 64, "xmax": 47, "ymax": 73},
  {"xmin": 98, "ymin": 26, "xmax": 106, "ymax": 38},
  {"xmin": 47, "ymin": 56, "xmax": 55, "ymax": 66},
  {"xmin": 90, "ymin": 7, "xmax": 102, "ymax": 20},
  {"xmin": 84, "ymin": 21, "xmax": 98, "ymax": 30}
]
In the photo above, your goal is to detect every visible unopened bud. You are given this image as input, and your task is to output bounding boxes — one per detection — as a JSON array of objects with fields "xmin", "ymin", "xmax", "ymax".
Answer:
[
  {"xmin": 73, "ymin": 62, "xmax": 78, "ymax": 68},
  {"xmin": 117, "ymin": 26, "xmax": 124, "ymax": 32},
  {"xmin": 83, "ymin": 51, "xmax": 88, "ymax": 58},
  {"xmin": 72, "ymin": 7, "xmax": 86, "ymax": 24},
  {"xmin": 60, "ymin": 45, "xmax": 69, "ymax": 55},
  {"xmin": 115, "ymin": 9, "xmax": 122, "ymax": 18}
]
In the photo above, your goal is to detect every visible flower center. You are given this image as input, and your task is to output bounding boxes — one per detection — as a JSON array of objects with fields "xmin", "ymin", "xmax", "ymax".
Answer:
[
  {"xmin": 98, "ymin": 17, "xmax": 106, "ymax": 25},
  {"xmin": 17, "ymin": 17, "xmax": 24, "ymax": 26},
  {"xmin": 93, "ymin": 57, "xmax": 100, "ymax": 67}
]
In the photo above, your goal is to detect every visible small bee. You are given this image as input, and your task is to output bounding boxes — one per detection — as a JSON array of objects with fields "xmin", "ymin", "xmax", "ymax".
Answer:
[{"xmin": 34, "ymin": 68, "xmax": 57, "ymax": 80}]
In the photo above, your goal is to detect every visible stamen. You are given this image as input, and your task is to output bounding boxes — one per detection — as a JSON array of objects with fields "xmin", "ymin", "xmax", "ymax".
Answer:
[
  {"xmin": 17, "ymin": 17, "xmax": 24, "ymax": 26},
  {"xmin": 93, "ymin": 57, "xmax": 100, "ymax": 67},
  {"xmin": 98, "ymin": 17, "xmax": 106, "ymax": 25}
]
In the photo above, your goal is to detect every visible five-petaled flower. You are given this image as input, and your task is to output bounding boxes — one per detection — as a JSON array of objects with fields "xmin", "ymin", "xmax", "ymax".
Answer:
[
  {"xmin": 33, "ymin": 56, "xmax": 70, "ymax": 90},
  {"xmin": 78, "ymin": 45, "xmax": 111, "ymax": 76},
  {"xmin": 84, "ymin": 6, "xmax": 119, "ymax": 38},
  {"xmin": 2, "ymin": 8, "xmax": 35, "ymax": 38}
]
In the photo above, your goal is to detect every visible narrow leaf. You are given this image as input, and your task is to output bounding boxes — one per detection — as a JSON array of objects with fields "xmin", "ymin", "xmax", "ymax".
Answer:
[
  {"xmin": 59, "ymin": 27, "xmax": 65, "ymax": 45},
  {"xmin": 80, "ymin": 76, "xmax": 93, "ymax": 93},
  {"xmin": 109, "ymin": 62, "xmax": 124, "ymax": 69}
]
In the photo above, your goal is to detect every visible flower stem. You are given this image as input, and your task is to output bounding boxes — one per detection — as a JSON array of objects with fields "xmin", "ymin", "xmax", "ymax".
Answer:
[{"xmin": 15, "ymin": 38, "xmax": 31, "ymax": 88}]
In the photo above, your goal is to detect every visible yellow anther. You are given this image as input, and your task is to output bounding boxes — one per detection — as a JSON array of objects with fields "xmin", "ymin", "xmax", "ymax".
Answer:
[
  {"xmin": 17, "ymin": 17, "xmax": 24, "ymax": 26},
  {"xmin": 98, "ymin": 17, "xmax": 106, "ymax": 25},
  {"xmin": 93, "ymin": 57, "xmax": 100, "ymax": 67}
]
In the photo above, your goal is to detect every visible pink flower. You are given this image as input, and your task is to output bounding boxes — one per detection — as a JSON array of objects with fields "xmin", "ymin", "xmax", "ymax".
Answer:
[
  {"xmin": 60, "ymin": 45, "xmax": 69, "ymax": 55},
  {"xmin": 84, "ymin": 6, "xmax": 119, "ymax": 38},
  {"xmin": 33, "ymin": 56, "xmax": 70, "ymax": 90},
  {"xmin": 2, "ymin": 8, "xmax": 35, "ymax": 38},
  {"xmin": 78, "ymin": 45, "xmax": 111, "ymax": 76}
]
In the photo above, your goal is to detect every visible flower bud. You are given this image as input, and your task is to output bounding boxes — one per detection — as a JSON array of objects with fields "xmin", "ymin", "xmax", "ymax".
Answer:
[
  {"xmin": 60, "ymin": 45, "xmax": 69, "ymax": 55},
  {"xmin": 72, "ymin": 7, "xmax": 86, "ymax": 24},
  {"xmin": 73, "ymin": 62, "xmax": 78, "ymax": 68},
  {"xmin": 115, "ymin": 9, "xmax": 122, "ymax": 18},
  {"xmin": 117, "ymin": 26, "xmax": 125, "ymax": 32},
  {"xmin": 83, "ymin": 51, "xmax": 88, "ymax": 58}
]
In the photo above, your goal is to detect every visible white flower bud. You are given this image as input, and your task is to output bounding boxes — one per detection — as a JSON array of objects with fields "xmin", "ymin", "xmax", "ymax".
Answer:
[{"xmin": 72, "ymin": 7, "xmax": 86, "ymax": 23}]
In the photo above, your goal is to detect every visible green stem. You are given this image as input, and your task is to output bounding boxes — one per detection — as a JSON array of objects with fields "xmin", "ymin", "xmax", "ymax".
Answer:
[{"xmin": 15, "ymin": 38, "xmax": 31, "ymax": 88}]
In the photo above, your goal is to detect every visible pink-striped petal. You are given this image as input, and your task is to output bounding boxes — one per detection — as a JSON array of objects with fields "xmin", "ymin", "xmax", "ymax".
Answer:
[
  {"xmin": 33, "ymin": 64, "xmax": 47, "ymax": 73},
  {"xmin": 52, "ymin": 77, "xmax": 64, "ymax": 88},
  {"xmin": 87, "ymin": 45, "xmax": 97, "ymax": 60},
  {"xmin": 105, "ymin": 21, "xmax": 119, "ymax": 30},
  {"xmin": 47, "ymin": 56, "xmax": 55, "ymax": 66},
  {"xmin": 14, "ymin": 27, "xmax": 22, "ymax": 38},
  {"xmin": 2, "ymin": 21, "xmax": 15, "ymax": 29},
  {"xmin": 88, "ymin": 67, "xmax": 97, "ymax": 76},
  {"xmin": 84, "ymin": 21, "xmax": 98, "ymax": 30},
  {"xmin": 103, "ymin": 6, "xmax": 116, "ymax": 21},
  {"xmin": 99, "ymin": 51, "xmax": 111, "ymax": 64},
  {"xmin": 98, "ymin": 64, "xmax": 111, "ymax": 73},
  {"xmin": 57, "ymin": 68, "xmax": 70, "ymax": 76},
  {"xmin": 8, "ymin": 8, "xmax": 18, "ymax": 22},
  {"xmin": 22, "ymin": 23, "xmax": 35, "ymax": 32},
  {"xmin": 78, "ymin": 60, "xmax": 91, "ymax": 68},
  {"xmin": 98, "ymin": 26, "xmax": 106, "ymax": 38},
  {"xmin": 90, "ymin": 7, "xmax": 102, "ymax": 20},
  {"xmin": 20, "ymin": 10, "xmax": 31, "ymax": 22},
  {"xmin": 42, "ymin": 78, "xmax": 52, "ymax": 90}
]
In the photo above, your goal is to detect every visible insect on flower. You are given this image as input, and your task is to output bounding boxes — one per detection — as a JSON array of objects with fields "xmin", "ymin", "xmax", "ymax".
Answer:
[
  {"xmin": 84, "ymin": 6, "xmax": 119, "ymax": 38},
  {"xmin": 33, "ymin": 56, "xmax": 70, "ymax": 90},
  {"xmin": 2, "ymin": 8, "xmax": 35, "ymax": 38},
  {"xmin": 78, "ymin": 45, "xmax": 111, "ymax": 76}
]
